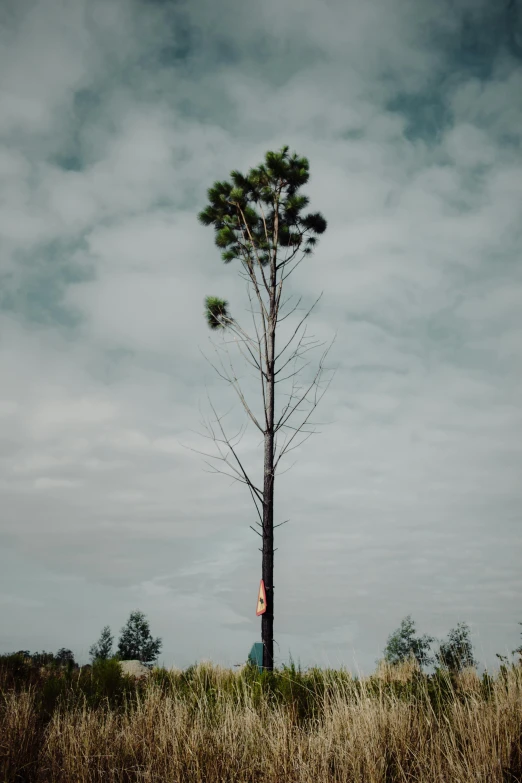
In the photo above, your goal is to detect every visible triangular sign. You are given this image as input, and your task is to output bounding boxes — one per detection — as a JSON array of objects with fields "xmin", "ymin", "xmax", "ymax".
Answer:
[{"xmin": 256, "ymin": 579, "xmax": 267, "ymax": 616}]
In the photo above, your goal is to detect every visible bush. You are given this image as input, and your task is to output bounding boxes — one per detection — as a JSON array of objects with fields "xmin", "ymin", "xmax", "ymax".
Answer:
[
  {"xmin": 436, "ymin": 622, "xmax": 477, "ymax": 672},
  {"xmin": 383, "ymin": 615, "xmax": 435, "ymax": 668},
  {"xmin": 75, "ymin": 658, "xmax": 140, "ymax": 710}
]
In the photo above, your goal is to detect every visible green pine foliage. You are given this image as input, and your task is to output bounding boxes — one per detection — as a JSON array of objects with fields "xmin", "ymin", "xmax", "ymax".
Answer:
[
  {"xmin": 204, "ymin": 296, "xmax": 232, "ymax": 330},
  {"xmin": 199, "ymin": 145, "xmax": 327, "ymax": 330}
]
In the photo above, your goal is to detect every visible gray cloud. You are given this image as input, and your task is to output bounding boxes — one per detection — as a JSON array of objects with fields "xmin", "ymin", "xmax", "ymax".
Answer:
[{"xmin": 0, "ymin": 0, "xmax": 521, "ymax": 672}]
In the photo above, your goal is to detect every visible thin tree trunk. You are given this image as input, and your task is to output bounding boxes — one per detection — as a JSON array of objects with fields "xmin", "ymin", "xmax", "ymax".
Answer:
[
  {"xmin": 261, "ymin": 436, "xmax": 274, "ymax": 670},
  {"xmin": 262, "ymin": 295, "xmax": 276, "ymax": 670}
]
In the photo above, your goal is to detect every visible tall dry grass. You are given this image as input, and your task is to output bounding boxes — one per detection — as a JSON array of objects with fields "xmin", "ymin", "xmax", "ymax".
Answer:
[{"xmin": 1, "ymin": 658, "xmax": 521, "ymax": 782}]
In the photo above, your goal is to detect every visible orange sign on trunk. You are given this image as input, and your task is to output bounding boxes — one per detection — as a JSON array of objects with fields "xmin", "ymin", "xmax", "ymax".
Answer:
[{"xmin": 256, "ymin": 579, "xmax": 267, "ymax": 616}]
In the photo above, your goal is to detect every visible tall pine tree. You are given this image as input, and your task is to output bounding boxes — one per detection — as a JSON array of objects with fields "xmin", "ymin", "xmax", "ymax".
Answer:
[{"xmin": 195, "ymin": 146, "xmax": 334, "ymax": 670}]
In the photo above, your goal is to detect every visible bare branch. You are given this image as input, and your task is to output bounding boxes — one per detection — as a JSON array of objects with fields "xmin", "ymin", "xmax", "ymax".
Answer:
[
  {"xmin": 274, "ymin": 458, "xmax": 299, "ymax": 476},
  {"xmin": 246, "ymin": 284, "xmax": 267, "ymax": 368},
  {"xmin": 280, "ymin": 247, "xmax": 310, "ymax": 282},
  {"xmin": 257, "ymin": 198, "xmax": 273, "ymax": 259},
  {"xmin": 233, "ymin": 237, "xmax": 270, "ymax": 366},
  {"xmin": 179, "ymin": 401, "xmax": 264, "ymax": 516},
  {"xmin": 274, "ymin": 338, "xmax": 337, "ymax": 469},
  {"xmin": 236, "ymin": 203, "xmax": 271, "ymax": 299},
  {"xmin": 179, "ymin": 441, "xmax": 263, "ymax": 512},
  {"xmin": 218, "ymin": 332, "xmax": 266, "ymax": 380},
  {"xmin": 199, "ymin": 421, "xmax": 265, "ymax": 526},
  {"xmin": 276, "ymin": 429, "xmax": 315, "ymax": 463},
  {"xmin": 217, "ymin": 317, "xmax": 265, "ymax": 376},
  {"xmin": 276, "ymin": 244, "xmax": 304, "ymax": 275},
  {"xmin": 276, "ymin": 295, "xmax": 303, "ymax": 324},
  {"xmin": 214, "ymin": 339, "xmax": 264, "ymax": 433},
  {"xmin": 274, "ymin": 338, "xmax": 328, "ymax": 385},
  {"xmin": 275, "ymin": 358, "xmax": 302, "ymax": 431},
  {"xmin": 275, "ymin": 334, "xmax": 336, "ymax": 433},
  {"xmin": 274, "ymin": 323, "xmax": 318, "ymax": 378},
  {"xmin": 274, "ymin": 292, "xmax": 323, "ymax": 366},
  {"xmin": 245, "ymin": 285, "xmax": 271, "ymax": 431},
  {"xmin": 207, "ymin": 392, "xmax": 265, "ymax": 504},
  {"xmin": 200, "ymin": 339, "xmax": 265, "ymax": 434},
  {"xmin": 274, "ymin": 360, "xmax": 311, "ymax": 385}
]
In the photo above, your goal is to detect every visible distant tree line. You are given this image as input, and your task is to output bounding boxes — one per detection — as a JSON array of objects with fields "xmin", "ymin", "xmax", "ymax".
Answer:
[
  {"xmin": 6, "ymin": 613, "xmax": 522, "ymax": 673},
  {"xmin": 89, "ymin": 610, "xmax": 162, "ymax": 666},
  {"xmin": 380, "ymin": 615, "xmax": 522, "ymax": 673},
  {"xmin": 10, "ymin": 610, "xmax": 162, "ymax": 670},
  {"xmin": 12, "ymin": 648, "xmax": 78, "ymax": 670}
]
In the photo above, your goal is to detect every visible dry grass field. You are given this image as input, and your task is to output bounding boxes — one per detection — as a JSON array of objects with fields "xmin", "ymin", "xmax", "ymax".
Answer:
[{"xmin": 1, "ymin": 655, "xmax": 521, "ymax": 782}]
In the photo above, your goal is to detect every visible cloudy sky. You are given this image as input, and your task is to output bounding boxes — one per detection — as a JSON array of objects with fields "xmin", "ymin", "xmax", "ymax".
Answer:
[{"xmin": 1, "ymin": 0, "xmax": 521, "ymax": 672}]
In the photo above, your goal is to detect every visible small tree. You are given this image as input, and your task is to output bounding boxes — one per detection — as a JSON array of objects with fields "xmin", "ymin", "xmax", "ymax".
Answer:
[
  {"xmin": 116, "ymin": 610, "xmax": 162, "ymax": 666},
  {"xmin": 383, "ymin": 615, "xmax": 434, "ymax": 669},
  {"xmin": 89, "ymin": 625, "xmax": 114, "ymax": 662},
  {"xmin": 55, "ymin": 648, "xmax": 76, "ymax": 669},
  {"xmin": 437, "ymin": 622, "xmax": 477, "ymax": 672}
]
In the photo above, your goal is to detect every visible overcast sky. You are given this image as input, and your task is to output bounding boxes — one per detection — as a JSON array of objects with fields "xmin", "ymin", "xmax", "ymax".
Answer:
[{"xmin": 1, "ymin": 0, "xmax": 521, "ymax": 672}]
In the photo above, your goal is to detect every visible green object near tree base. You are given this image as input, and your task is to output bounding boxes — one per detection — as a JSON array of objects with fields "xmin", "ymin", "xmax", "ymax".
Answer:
[{"xmin": 248, "ymin": 642, "xmax": 263, "ymax": 672}]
